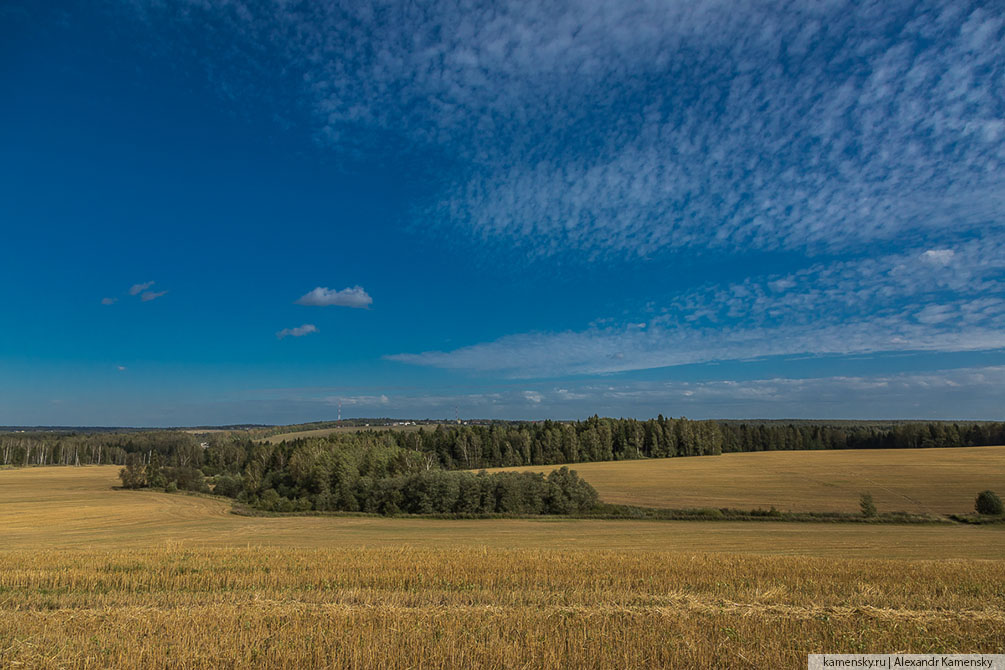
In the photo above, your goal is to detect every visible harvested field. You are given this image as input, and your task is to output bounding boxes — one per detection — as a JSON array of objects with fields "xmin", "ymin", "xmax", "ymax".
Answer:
[
  {"xmin": 1, "ymin": 465, "xmax": 1003, "ymax": 668},
  {"xmin": 1, "ymin": 466, "xmax": 1003, "ymax": 557},
  {"xmin": 484, "ymin": 446, "xmax": 1005, "ymax": 515}
]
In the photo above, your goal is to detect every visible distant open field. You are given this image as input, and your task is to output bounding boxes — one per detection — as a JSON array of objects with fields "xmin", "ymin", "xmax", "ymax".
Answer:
[
  {"xmin": 485, "ymin": 446, "xmax": 1005, "ymax": 515},
  {"xmin": 2, "ymin": 466, "xmax": 1004, "ymax": 556},
  {"xmin": 1, "ymin": 466, "xmax": 1004, "ymax": 668},
  {"xmin": 259, "ymin": 423, "xmax": 442, "ymax": 444}
]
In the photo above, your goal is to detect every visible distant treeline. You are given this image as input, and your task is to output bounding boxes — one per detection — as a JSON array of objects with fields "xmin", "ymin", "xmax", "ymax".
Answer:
[
  {"xmin": 5, "ymin": 417, "xmax": 1005, "ymax": 516},
  {"xmin": 0, "ymin": 431, "xmax": 203, "ymax": 468},
  {"xmin": 324, "ymin": 417, "xmax": 1005, "ymax": 470}
]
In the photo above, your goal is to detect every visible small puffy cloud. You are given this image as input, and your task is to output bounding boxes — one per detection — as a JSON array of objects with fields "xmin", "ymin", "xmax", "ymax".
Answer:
[
  {"xmin": 277, "ymin": 324, "xmax": 319, "ymax": 339},
  {"xmin": 116, "ymin": 365, "xmax": 127, "ymax": 371},
  {"xmin": 129, "ymin": 281, "xmax": 155, "ymax": 296},
  {"xmin": 101, "ymin": 297, "xmax": 117, "ymax": 305},
  {"xmin": 296, "ymin": 286, "xmax": 373, "ymax": 308},
  {"xmin": 140, "ymin": 290, "xmax": 168, "ymax": 302},
  {"xmin": 523, "ymin": 390, "xmax": 544, "ymax": 403},
  {"xmin": 921, "ymin": 249, "xmax": 955, "ymax": 265}
]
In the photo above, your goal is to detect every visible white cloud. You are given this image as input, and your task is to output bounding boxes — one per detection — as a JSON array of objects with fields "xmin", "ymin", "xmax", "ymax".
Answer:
[
  {"xmin": 295, "ymin": 286, "xmax": 372, "ymax": 308},
  {"xmin": 123, "ymin": 0, "xmax": 1005, "ymax": 259},
  {"xmin": 129, "ymin": 281, "xmax": 154, "ymax": 296},
  {"xmin": 324, "ymin": 393, "xmax": 390, "ymax": 407},
  {"xmin": 101, "ymin": 297, "xmax": 117, "ymax": 305},
  {"xmin": 116, "ymin": 365, "xmax": 127, "ymax": 371},
  {"xmin": 388, "ymin": 241, "xmax": 1005, "ymax": 377},
  {"xmin": 915, "ymin": 304, "xmax": 955, "ymax": 325},
  {"xmin": 140, "ymin": 290, "xmax": 168, "ymax": 302},
  {"xmin": 659, "ymin": 239, "xmax": 1005, "ymax": 329},
  {"xmin": 277, "ymin": 324, "xmax": 319, "ymax": 339},
  {"xmin": 921, "ymin": 249, "xmax": 956, "ymax": 265},
  {"xmin": 122, "ymin": 281, "xmax": 168, "ymax": 302},
  {"xmin": 588, "ymin": 367, "xmax": 1005, "ymax": 419},
  {"xmin": 243, "ymin": 365, "xmax": 1005, "ymax": 420},
  {"xmin": 115, "ymin": 1, "xmax": 1005, "ymax": 410},
  {"xmin": 388, "ymin": 321, "xmax": 1005, "ymax": 378}
]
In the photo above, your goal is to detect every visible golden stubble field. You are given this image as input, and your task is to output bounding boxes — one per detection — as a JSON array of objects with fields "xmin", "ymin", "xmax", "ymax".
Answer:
[
  {"xmin": 2, "ymin": 465, "xmax": 1005, "ymax": 556},
  {"xmin": 485, "ymin": 446, "xmax": 1005, "ymax": 515},
  {"xmin": 1, "ymin": 461, "xmax": 1004, "ymax": 668},
  {"xmin": 2, "ymin": 545, "xmax": 1003, "ymax": 669}
]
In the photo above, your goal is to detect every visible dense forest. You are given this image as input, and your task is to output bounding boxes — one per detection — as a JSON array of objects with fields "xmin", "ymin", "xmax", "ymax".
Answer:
[{"xmin": 4, "ymin": 417, "xmax": 1005, "ymax": 515}]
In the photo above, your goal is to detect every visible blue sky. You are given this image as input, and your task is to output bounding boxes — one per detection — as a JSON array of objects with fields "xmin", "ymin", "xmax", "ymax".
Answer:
[{"xmin": 1, "ymin": 0, "xmax": 1004, "ymax": 426}]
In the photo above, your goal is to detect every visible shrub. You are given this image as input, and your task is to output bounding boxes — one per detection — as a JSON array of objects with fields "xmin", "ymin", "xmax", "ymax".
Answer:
[
  {"xmin": 164, "ymin": 466, "xmax": 210, "ymax": 493},
  {"xmin": 145, "ymin": 452, "xmax": 167, "ymax": 489},
  {"xmin": 975, "ymin": 490, "xmax": 1003, "ymax": 515},
  {"xmin": 164, "ymin": 481, "xmax": 178, "ymax": 493},
  {"xmin": 118, "ymin": 453, "xmax": 147, "ymax": 489},
  {"xmin": 259, "ymin": 489, "xmax": 281, "ymax": 511},
  {"xmin": 860, "ymin": 493, "xmax": 876, "ymax": 518},
  {"xmin": 546, "ymin": 467, "xmax": 599, "ymax": 513},
  {"xmin": 213, "ymin": 474, "xmax": 243, "ymax": 498}
]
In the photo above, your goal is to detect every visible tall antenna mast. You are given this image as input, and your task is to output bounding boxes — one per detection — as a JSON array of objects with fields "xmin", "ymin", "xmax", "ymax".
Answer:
[
  {"xmin": 338, "ymin": 399, "xmax": 342, "ymax": 423},
  {"xmin": 455, "ymin": 405, "xmax": 460, "ymax": 424}
]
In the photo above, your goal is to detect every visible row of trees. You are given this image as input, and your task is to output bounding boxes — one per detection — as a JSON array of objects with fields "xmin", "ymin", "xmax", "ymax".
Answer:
[
  {"xmin": 0, "ymin": 431, "xmax": 203, "ymax": 468},
  {"xmin": 203, "ymin": 418, "xmax": 1005, "ymax": 514},
  {"xmin": 384, "ymin": 416, "xmax": 725, "ymax": 469},
  {"xmin": 249, "ymin": 467, "xmax": 599, "ymax": 516},
  {"xmin": 117, "ymin": 433, "xmax": 599, "ymax": 517},
  {"xmin": 8, "ymin": 417, "xmax": 1005, "ymax": 516},
  {"xmin": 9, "ymin": 418, "xmax": 1004, "ymax": 472},
  {"xmin": 720, "ymin": 420, "xmax": 1005, "ymax": 453},
  {"xmin": 305, "ymin": 417, "xmax": 1005, "ymax": 470}
]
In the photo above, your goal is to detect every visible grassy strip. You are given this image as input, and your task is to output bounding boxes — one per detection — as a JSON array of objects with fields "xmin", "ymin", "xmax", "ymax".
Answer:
[
  {"xmin": 947, "ymin": 513, "xmax": 1005, "ymax": 525},
  {"xmin": 229, "ymin": 501, "xmax": 956, "ymax": 524},
  {"xmin": 581, "ymin": 503, "xmax": 951, "ymax": 524}
]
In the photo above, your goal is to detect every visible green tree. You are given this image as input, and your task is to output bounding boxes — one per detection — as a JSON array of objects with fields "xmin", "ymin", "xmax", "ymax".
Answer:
[
  {"xmin": 118, "ymin": 453, "xmax": 146, "ymax": 489},
  {"xmin": 213, "ymin": 474, "xmax": 242, "ymax": 498},
  {"xmin": 975, "ymin": 490, "xmax": 1003, "ymax": 515},
  {"xmin": 146, "ymin": 451, "xmax": 167, "ymax": 489}
]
